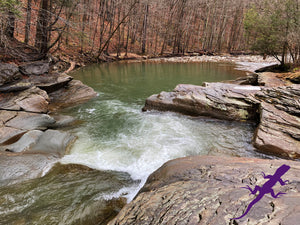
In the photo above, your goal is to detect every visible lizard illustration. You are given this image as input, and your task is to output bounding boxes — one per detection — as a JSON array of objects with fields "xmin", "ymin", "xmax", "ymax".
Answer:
[{"xmin": 231, "ymin": 164, "xmax": 290, "ymax": 220}]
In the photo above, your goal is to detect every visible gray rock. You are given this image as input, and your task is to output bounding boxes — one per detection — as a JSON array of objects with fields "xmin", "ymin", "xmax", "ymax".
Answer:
[
  {"xmin": 28, "ymin": 129, "xmax": 76, "ymax": 157},
  {"xmin": 49, "ymin": 80, "xmax": 97, "ymax": 111},
  {"xmin": 19, "ymin": 61, "xmax": 50, "ymax": 76},
  {"xmin": 5, "ymin": 112, "xmax": 56, "ymax": 130},
  {"xmin": 0, "ymin": 63, "xmax": 21, "ymax": 85},
  {"xmin": 0, "ymin": 81, "xmax": 32, "ymax": 92},
  {"xmin": 0, "ymin": 153, "xmax": 58, "ymax": 187},
  {"xmin": 143, "ymin": 83, "xmax": 261, "ymax": 121},
  {"xmin": 253, "ymin": 85, "xmax": 300, "ymax": 159},
  {"xmin": 2, "ymin": 130, "xmax": 44, "ymax": 152},
  {"xmin": 109, "ymin": 156, "xmax": 300, "ymax": 225},
  {"xmin": 0, "ymin": 86, "xmax": 49, "ymax": 113},
  {"xmin": 28, "ymin": 72, "xmax": 73, "ymax": 93},
  {"xmin": 48, "ymin": 114, "xmax": 77, "ymax": 128}
]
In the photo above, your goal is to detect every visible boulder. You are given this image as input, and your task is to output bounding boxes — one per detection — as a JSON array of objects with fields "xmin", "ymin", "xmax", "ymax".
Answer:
[
  {"xmin": 27, "ymin": 129, "xmax": 76, "ymax": 157},
  {"xmin": 0, "ymin": 86, "xmax": 49, "ymax": 113},
  {"xmin": 0, "ymin": 63, "xmax": 21, "ymax": 85},
  {"xmin": 5, "ymin": 112, "xmax": 56, "ymax": 130},
  {"xmin": 19, "ymin": 61, "xmax": 50, "ymax": 76},
  {"xmin": 1, "ymin": 130, "xmax": 44, "ymax": 152},
  {"xmin": 49, "ymin": 80, "xmax": 97, "ymax": 110},
  {"xmin": 109, "ymin": 156, "xmax": 300, "ymax": 225},
  {"xmin": 143, "ymin": 83, "xmax": 261, "ymax": 121}
]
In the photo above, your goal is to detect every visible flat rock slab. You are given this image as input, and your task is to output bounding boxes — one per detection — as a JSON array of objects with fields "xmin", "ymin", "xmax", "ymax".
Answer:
[
  {"xmin": 109, "ymin": 156, "xmax": 300, "ymax": 225},
  {"xmin": 143, "ymin": 83, "xmax": 261, "ymax": 121},
  {"xmin": 0, "ymin": 86, "xmax": 49, "ymax": 113}
]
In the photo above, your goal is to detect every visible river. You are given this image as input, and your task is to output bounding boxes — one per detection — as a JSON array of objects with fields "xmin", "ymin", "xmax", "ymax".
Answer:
[{"xmin": 0, "ymin": 61, "xmax": 272, "ymax": 225}]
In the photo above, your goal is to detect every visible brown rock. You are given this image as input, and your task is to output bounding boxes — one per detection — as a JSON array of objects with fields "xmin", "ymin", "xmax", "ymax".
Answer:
[
  {"xmin": 109, "ymin": 156, "xmax": 300, "ymax": 225},
  {"xmin": 0, "ymin": 86, "xmax": 49, "ymax": 113}
]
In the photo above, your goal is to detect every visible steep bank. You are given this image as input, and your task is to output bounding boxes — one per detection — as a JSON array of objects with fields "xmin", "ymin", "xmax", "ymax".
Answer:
[{"xmin": 108, "ymin": 155, "xmax": 300, "ymax": 225}]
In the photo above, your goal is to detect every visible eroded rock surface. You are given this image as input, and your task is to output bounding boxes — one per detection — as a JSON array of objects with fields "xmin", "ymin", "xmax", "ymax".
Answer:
[
  {"xmin": 143, "ymin": 81, "xmax": 300, "ymax": 159},
  {"xmin": 109, "ymin": 156, "xmax": 300, "ymax": 225},
  {"xmin": 0, "ymin": 61, "xmax": 96, "ymax": 184},
  {"xmin": 143, "ymin": 83, "xmax": 261, "ymax": 121}
]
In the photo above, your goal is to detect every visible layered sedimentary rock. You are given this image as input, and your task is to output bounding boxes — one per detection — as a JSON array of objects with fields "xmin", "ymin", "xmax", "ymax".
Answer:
[
  {"xmin": 0, "ymin": 61, "xmax": 97, "ymax": 185},
  {"xmin": 109, "ymin": 156, "xmax": 300, "ymax": 225},
  {"xmin": 143, "ymin": 80, "xmax": 300, "ymax": 159}
]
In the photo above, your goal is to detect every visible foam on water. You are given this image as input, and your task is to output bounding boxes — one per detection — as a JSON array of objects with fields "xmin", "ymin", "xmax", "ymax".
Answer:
[{"xmin": 61, "ymin": 98, "xmax": 261, "ymax": 201}]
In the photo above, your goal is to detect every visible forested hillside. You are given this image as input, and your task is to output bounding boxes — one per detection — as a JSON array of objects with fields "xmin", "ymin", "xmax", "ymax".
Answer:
[{"xmin": 0, "ymin": 0, "xmax": 299, "ymax": 64}]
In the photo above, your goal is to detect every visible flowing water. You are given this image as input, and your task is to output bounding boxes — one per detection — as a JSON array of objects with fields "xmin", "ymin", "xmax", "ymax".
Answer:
[
  {"xmin": 0, "ymin": 61, "xmax": 271, "ymax": 224},
  {"xmin": 61, "ymin": 62, "xmax": 269, "ymax": 198}
]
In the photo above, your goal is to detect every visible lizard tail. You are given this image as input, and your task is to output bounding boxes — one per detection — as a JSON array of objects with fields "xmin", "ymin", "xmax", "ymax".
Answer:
[{"xmin": 230, "ymin": 202, "xmax": 254, "ymax": 220}]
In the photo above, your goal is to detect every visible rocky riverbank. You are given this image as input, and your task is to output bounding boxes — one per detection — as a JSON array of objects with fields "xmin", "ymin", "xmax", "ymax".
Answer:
[
  {"xmin": 108, "ymin": 65, "xmax": 300, "ymax": 224},
  {"xmin": 142, "ymin": 71, "xmax": 300, "ymax": 159},
  {"xmin": 0, "ymin": 61, "xmax": 97, "ymax": 185},
  {"xmin": 108, "ymin": 155, "xmax": 300, "ymax": 225}
]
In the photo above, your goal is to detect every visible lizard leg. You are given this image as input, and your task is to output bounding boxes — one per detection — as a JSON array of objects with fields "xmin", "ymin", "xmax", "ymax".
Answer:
[
  {"xmin": 270, "ymin": 190, "xmax": 286, "ymax": 198},
  {"xmin": 278, "ymin": 178, "xmax": 289, "ymax": 186},
  {"xmin": 241, "ymin": 185, "xmax": 260, "ymax": 195},
  {"xmin": 262, "ymin": 172, "xmax": 272, "ymax": 179}
]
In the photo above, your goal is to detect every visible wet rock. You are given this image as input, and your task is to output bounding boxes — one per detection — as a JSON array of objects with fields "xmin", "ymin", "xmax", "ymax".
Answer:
[
  {"xmin": 19, "ymin": 61, "xmax": 50, "ymax": 76},
  {"xmin": 27, "ymin": 129, "xmax": 76, "ymax": 157},
  {"xmin": 48, "ymin": 114, "xmax": 77, "ymax": 128},
  {"xmin": 143, "ymin": 83, "xmax": 261, "ymax": 121},
  {"xmin": 2, "ymin": 130, "xmax": 44, "ymax": 152},
  {"xmin": 5, "ymin": 112, "xmax": 55, "ymax": 130},
  {"xmin": 49, "ymin": 80, "xmax": 97, "ymax": 110},
  {"xmin": 0, "ymin": 63, "xmax": 21, "ymax": 85},
  {"xmin": 0, "ymin": 86, "xmax": 49, "ymax": 113},
  {"xmin": 0, "ymin": 153, "xmax": 58, "ymax": 187},
  {"xmin": 109, "ymin": 156, "xmax": 300, "ymax": 225}
]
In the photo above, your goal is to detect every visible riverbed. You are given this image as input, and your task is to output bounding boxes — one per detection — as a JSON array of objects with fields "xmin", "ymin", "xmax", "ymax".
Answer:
[{"xmin": 0, "ymin": 61, "xmax": 275, "ymax": 225}]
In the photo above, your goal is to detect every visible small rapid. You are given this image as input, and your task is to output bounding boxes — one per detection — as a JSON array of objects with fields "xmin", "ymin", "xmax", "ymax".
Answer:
[{"xmin": 60, "ymin": 62, "xmax": 267, "ymax": 201}]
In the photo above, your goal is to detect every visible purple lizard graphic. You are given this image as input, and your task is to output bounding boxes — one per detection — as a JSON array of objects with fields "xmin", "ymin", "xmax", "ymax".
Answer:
[{"xmin": 231, "ymin": 164, "xmax": 290, "ymax": 220}]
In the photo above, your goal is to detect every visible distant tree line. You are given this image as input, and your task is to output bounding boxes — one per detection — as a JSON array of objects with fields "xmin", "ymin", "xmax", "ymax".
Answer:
[{"xmin": 0, "ymin": 0, "xmax": 299, "ymax": 65}]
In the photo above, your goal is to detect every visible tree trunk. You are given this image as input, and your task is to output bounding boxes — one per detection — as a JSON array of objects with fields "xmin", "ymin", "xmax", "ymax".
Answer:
[
  {"xmin": 35, "ymin": 0, "xmax": 50, "ymax": 55},
  {"xmin": 25, "ymin": 0, "xmax": 32, "ymax": 44},
  {"xmin": 141, "ymin": 3, "xmax": 149, "ymax": 54},
  {"xmin": 5, "ymin": 11, "xmax": 15, "ymax": 38}
]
